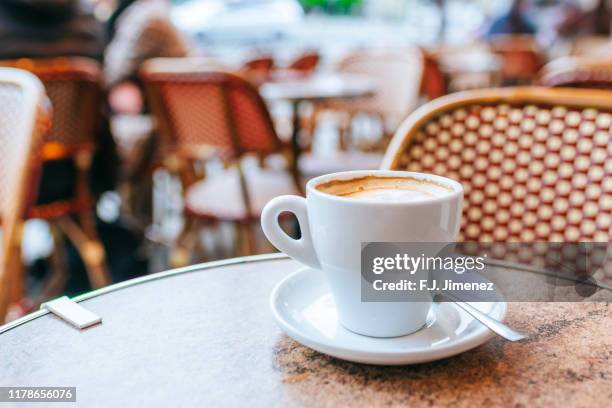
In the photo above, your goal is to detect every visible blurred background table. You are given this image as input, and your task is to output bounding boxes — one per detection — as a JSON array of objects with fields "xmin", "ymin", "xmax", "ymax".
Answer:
[
  {"xmin": 261, "ymin": 73, "xmax": 377, "ymax": 177},
  {"xmin": 1, "ymin": 254, "xmax": 610, "ymax": 407},
  {"xmin": 261, "ymin": 73, "xmax": 377, "ymax": 103}
]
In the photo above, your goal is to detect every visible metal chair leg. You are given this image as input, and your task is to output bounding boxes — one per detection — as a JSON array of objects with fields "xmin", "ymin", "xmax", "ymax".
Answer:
[
  {"xmin": 0, "ymin": 280, "xmax": 9, "ymax": 324},
  {"xmin": 169, "ymin": 215, "xmax": 200, "ymax": 268},
  {"xmin": 34, "ymin": 224, "xmax": 68, "ymax": 306},
  {"xmin": 1, "ymin": 224, "xmax": 26, "ymax": 323},
  {"xmin": 7, "ymin": 223, "xmax": 25, "ymax": 306},
  {"xmin": 338, "ymin": 111, "xmax": 354, "ymax": 151},
  {"xmin": 236, "ymin": 222, "xmax": 256, "ymax": 256},
  {"xmin": 56, "ymin": 215, "xmax": 110, "ymax": 289}
]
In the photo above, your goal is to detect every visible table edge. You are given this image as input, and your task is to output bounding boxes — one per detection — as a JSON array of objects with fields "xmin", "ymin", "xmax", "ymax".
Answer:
[
  {"xmin": 3, "ymin": 254, "xmax": 608, "ymax": 335},
  {"xmin": 0, "ymin": 253, "xmax": 289, "ymax": 335}
]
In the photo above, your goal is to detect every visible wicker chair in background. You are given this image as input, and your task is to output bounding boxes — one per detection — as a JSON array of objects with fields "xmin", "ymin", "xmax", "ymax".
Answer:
[
  {"xmin": 242, "ymin": 55, "xmax": 275, "ymax": 72},
  {"xmin": 287, "ymin": 51, "xmax": 320, "ymax": 75},
  {"xmin": 294, "ymin": 48, "xmax": 426, "ymax": 178},
  {"xmin": 0, "ymin": 68, "xmax": 50, "ymax": 322},
  {"xmin": 0, "ymin": 58, "xmax": 111, "ymax": 290},
  {"xmin": 141, "ymin": 61, "xmax": 301, "ymax": 264},
  {"xmin": 315, "ymin": 48, "xmax": 425, "ymax": 151},
  {"xmin": 420, "ymin": 49, "xmax": 447, "ymax": 100},
  {"xmin": 430, "ymin": 42, "xmax": 502, "ymax": 92},
  {"xmin": 488, "ymin": 35, "xmax": 544, "ymax": 85},
  {"xmin": 382, "ymin": 87, "xmax": 611, "ymax": 243},
  {"xmin": 538, "ymin": 56, "xmax": 612, "ymax": 89},
  {"xmin": 241, "ymin": 55, "xmax": 275, "ymax": 84}
]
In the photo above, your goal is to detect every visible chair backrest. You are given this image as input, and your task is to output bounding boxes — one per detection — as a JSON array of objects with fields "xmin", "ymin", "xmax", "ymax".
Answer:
[
  {"xmin": 430, "ymin": 43, "xmax": 501, "ymax": 91},
  {"xmin": 419, "ymin": 49, "xmax": 446, "ymax": 100},
  {"xmin": 0, "ymin": 68, "xmax": 49, "ymax": 321},
  {"xmin": 488, "ymin": 35, "xmax": 543, "ymax": 82},
  {"xmin": 0, "ymin": 58, "xmax": 102, "ymax": 158},
  {"xmin": 538, "ymin": 56, "xmax": 612, "ymax": 89},
  {"xmin": 241, "ymin": 56, "xmax": 275, "ymax": 78},
  {"xmin": 288, "ymin": 52, "xmax": 320, "ymax": 74},
  {"xmin": 141, "ymin": 58, "xmax": 282, "ymax": 160},
  {"xmin": 382, "ymin": 87, "xmax": 612, "ymax": 242},
  {"xmin": 336, "ymin": 48, "xmax": 424, "ymax": 123}
]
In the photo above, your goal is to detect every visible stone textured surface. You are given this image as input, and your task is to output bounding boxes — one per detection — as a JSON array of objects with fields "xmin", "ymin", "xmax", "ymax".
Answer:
[{"xmin": 0, "ymin": 258, "xmax": 610, "ymax": 407}]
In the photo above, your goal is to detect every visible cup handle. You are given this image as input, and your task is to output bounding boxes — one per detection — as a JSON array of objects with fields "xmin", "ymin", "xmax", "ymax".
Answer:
[{"xmin": 261, "ymin": 195, "xmax": 320, "ymax": 270}]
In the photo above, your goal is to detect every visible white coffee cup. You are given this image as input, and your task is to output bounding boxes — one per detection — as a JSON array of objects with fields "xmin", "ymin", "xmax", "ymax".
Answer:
[{"xmin": 261, "ymin": 170, "xmax": 463, "ymax": 337}]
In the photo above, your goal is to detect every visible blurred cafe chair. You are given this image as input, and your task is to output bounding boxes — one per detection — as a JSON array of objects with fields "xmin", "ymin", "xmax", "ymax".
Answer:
[
  {"xmin": 287, "ymin": 51, "xmax": 320, "ymax": 75},
  {"xmin": 420, "ymin": 49, "xmax": 447, "ymax": 100},
  {"xmin": 116, "ymin": 58, "xmax": 230, "ymax": 227},
  {"xmin": 316, "ymin": 47, "xmax": 425, "ymax": 150},
  {"xmin": 141, "ymin": 60, "xmax": 301, "ymax": 264},
  {"xmin": 297, "ymin": 48, "xmax": 425, "ymax": 178},
  {"xmin": 241, "ymin": 55, "xmax": 275, "ymax": 84},
  {"xmin": 382, "ymin": 87, "xmax": 611, "ymax": 243},
  {"xmin": 488, "ymin": 35, "xmax": 544, "ymax": 84},
  {"xmin": 430, "ymin": 42, "xmax": 502, "ymax": 91},
  {"xmin": 0, "ymin": 58, "xmax": 111, "ymax": 290},
  {"xmin": 0, "ymin": 68, "xmax": 50, "ymax": 322},
  {"xmin": 538, "ymin": 56, "xmax": 612, "ymax": 89}
]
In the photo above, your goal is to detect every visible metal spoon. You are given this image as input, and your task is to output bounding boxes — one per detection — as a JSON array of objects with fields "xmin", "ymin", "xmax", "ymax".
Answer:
[{"xmin": 435, "ymin": 292, "xmax": 527, "ymax": 341}]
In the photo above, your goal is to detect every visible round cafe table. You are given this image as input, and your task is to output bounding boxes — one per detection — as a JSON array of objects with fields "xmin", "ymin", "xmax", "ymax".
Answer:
[
  {"xmin": 1, "ymin": 254, "xmax": 610, "ymax": 407},
  {"xmin": 261, "ymin": 73, "xmax": 377, "ymax": 189}
]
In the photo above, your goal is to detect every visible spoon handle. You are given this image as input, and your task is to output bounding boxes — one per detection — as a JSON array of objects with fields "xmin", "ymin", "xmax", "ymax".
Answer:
[{"xmin": 435, "ymin": 292, "xmax": 527, "ymax": 342}]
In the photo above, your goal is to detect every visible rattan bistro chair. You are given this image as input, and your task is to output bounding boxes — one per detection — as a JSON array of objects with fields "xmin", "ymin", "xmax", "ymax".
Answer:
[
  {"xmin": 241, "ymin": 56, "xmax": 275, "ymax": 84},
  {"xmin": 382, "ymin": 87, "xmax": 611, "ymax": 243},
  {"xmin": 141, "ymin": 60, "xmax": 301, "ymax": 262},
  {"xmin": 298, "ymin": 48, "xmax": 425, "ymax": 176},
  {"xmin": 327, "ymin": 48, "xmax": 425, "ymax": 142},
  {"xmin": 0, "ymin": 68, "xmax": 50, "ymax": 322},
  {"xmin": 287, "ymin": 52, "xmax": 320, "ymax": 74},
  {"xmin": 0, "ymin": 58, "xmax": 111, "ymax": 289},
  {"xmin": 488, "ymin": 35, "xmax": 543, "ymax": 84}
]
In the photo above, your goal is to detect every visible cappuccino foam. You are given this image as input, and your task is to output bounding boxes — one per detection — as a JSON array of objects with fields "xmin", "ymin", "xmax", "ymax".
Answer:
[{"xmin": 315, "ymin": 176, "xmax": 452, "ymax": 203}]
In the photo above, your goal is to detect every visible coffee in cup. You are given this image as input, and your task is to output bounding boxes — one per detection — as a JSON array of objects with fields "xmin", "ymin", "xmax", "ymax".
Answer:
[{"xmin": 315, "ymin": 175, "xmax": 453, "ymax": 202}]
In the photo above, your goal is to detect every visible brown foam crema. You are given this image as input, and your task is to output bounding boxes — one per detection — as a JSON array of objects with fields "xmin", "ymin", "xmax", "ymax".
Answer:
[{"xmin": 315, "ymin": 176, "xmax": 453, "ymax": 202}]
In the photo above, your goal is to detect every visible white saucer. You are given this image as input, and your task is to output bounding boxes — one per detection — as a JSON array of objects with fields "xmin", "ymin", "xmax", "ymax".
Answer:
[{"xmin": 270, "ymin": 267, "xmax": 507, "ymax": 365}]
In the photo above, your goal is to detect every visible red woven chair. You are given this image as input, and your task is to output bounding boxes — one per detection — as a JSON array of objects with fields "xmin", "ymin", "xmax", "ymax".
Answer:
[
  {"xmin": 241, "ymin": 56, "xmax": 275, "ymax": 84},
  {"xmin": 287, "ymin": 52, "xmax": 320, "ymax": 74},
  {"xmin": 0, "ymin": 68, "xmax": 50, "ymax": 322},
  {"xmin": 420, "ymin": 49, "xmax": 447, "ymax": 100},
  {"xmin": 330, "ymin": 48, "xmax": 425, "ymax": 139},
  {"xmin": 430, "ymin": 42, "xmax": 502, "ymax": 91},
  {"xmin": 488, "ymin": 35, "xmax": 543, "ymax": 84},
  {"xmin": 141, "ymin": 59, "xmax": 301, "ymax": 263},
  {"xmin": 383, "ymin": 87, "xmax": 611, "ymax": 243},
  {"xmin": 538, "ymin": 56, "xmax": 612, "ymax": 90},
  {"xmin": 0, "ymin": 58, "xmax": 111, "ymax": 290}
]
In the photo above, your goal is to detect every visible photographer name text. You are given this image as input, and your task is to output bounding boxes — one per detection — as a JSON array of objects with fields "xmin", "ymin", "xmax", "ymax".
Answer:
[{"xmin": 372, "ymin": 279, "xmax": 494, "ymax": 291}]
